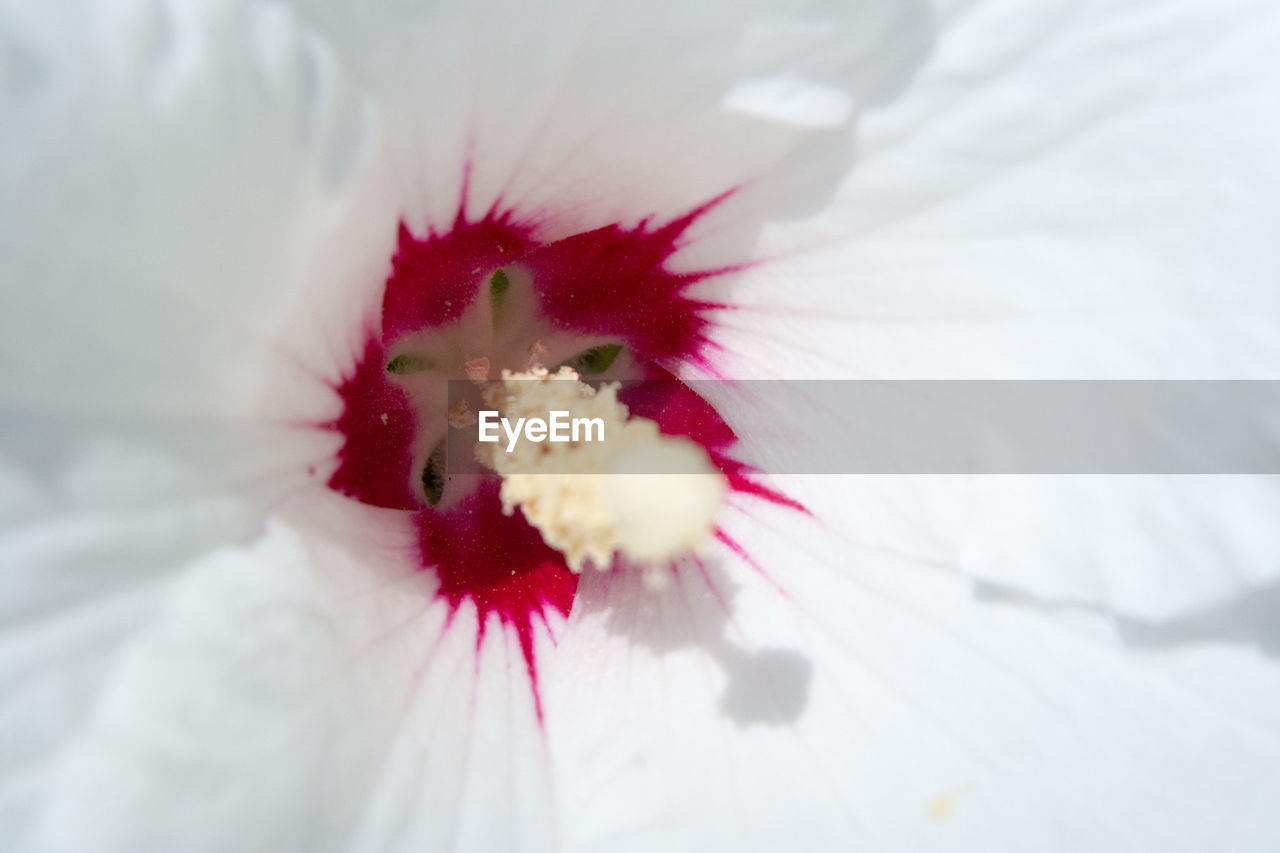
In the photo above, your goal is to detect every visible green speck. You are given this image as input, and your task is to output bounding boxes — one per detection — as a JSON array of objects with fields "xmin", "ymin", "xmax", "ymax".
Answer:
[
  {"xmin": 489, "ymin": 269, "xmax": 510, "ymax": 315},
  {"xmin": 421, "ymin": 444, "xmax": 446, "ymax": 506},
  {"xmin": 387, "ymin": 353, "xmax": 431, "ymax": 374},
  {"xmin": 561, "ymin": 343, "xmax": 623, "ymax": 375}
]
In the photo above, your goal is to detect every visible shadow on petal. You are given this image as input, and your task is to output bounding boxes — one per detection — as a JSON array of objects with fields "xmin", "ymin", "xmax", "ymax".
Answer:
[
  {"xmin": 975, "ymin": 579, "xmax": 1280, "ymax": 658},
  {"xmin": 575, "ymin": 554, "xmax": 814, "ymax": 726}
]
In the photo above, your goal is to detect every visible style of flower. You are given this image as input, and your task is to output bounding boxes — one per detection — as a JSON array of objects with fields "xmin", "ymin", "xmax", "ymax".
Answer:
[{"xmin": 3, "ymin": 1, "xmax": 1280, "ymax": 852}]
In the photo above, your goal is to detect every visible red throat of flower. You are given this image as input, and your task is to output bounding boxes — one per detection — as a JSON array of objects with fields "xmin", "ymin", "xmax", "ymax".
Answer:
[{"xmin": 324, "ymin": 187, "xmax": 800, "ymax": 720}]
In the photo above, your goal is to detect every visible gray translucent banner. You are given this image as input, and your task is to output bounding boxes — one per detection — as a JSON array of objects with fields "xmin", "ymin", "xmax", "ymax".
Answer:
[{"xmin": 445, "ymin": 380, "xmax": 1280, "ymax": 474}]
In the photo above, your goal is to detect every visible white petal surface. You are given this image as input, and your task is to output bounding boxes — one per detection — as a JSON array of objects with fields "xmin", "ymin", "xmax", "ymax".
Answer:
[
  {"xmin": 8, "ymin": 489, "xmax": 559, "ymax": 852},
  {"xmin": 288, "ymin": 0, "xmax": 933, "ymax": 258},
  {"xmin": 1, "ymin": 0, "xmax": 394, "ymax": 523},
  {"xmin": 3, "ymin": 8, "xmax": 401, "ymax": 835},
  {"xmin": 709, "ymin": 0, "xmax": 1280, "ymax": 618},
  {"xmin": 544, "ymin": 492, "xmax": 1280, "ymax": 852}
]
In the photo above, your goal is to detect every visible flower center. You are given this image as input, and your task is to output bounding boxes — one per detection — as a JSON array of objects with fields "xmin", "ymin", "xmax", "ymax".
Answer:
[
  {"xmin": 475, "ymin": 364, "xmax": 726, "ymax": 590},
  {"xmin": 323, "ymin": 195, "xmax": 800, "ymax": 718}
]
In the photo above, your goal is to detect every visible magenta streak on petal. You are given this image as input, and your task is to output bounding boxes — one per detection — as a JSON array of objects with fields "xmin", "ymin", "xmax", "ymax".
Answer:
[
  {"xmin": 714, "ymin": 528, "xmax": 791, "ymax": 599},
  {"xmin": 720, "ymin": 466, "xmax": 808, "ymax": 514},
  {"xmin": 327, "ymin": 190, "xmax": 799, "ymax": 719},
  {"xmin": 418, "ymin": 480, "xmax": 577, "ymax": 722},
  {"xmin": 522, "ymin": 191, "xmax": 740, "ymax": 366},
  {"xmin": 326, "ymin": 336, "xmax": 421, "ymax": 510},
  {"xmin": 382, "ymin": 212, "xmax": 537, "ymax": 340},
  {"xmin": 693, "ymin": 556, "xmax": 732, "ymax": 614}
]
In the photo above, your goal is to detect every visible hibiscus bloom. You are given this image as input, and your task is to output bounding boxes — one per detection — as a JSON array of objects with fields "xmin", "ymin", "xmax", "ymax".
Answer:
[{"xmin": 3, "ymin": 0, "xmax": 1280, "ymax": 851}]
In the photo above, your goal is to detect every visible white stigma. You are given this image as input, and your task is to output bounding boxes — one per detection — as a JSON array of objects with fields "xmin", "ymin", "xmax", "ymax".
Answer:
[{"xmin": 476, "ymin": 366, "xmax": 726, "ymax": 580}]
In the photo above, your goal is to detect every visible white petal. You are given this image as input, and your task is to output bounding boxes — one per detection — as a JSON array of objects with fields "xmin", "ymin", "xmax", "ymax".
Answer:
[
  {"xmin": 289, "ymin": 0, "xmax": 931, "ymax": 255},
  {"xmin": 1, "ymin": 0, "xmax": 394, "ymax": 523},
  {"xmin": 709, "ymin": 0, "xmax": 1280, "ymax": 617},
  {"xmin": 2, "ymin": 16, "xmax": 399, "ymax": 823},
  {"xmin": 544, "ymin": 494, "xmax": 1280, "ymax": 851},
  {"xmin": 5, "ymin": 488, "xmax": 558, "ymax": 851}
]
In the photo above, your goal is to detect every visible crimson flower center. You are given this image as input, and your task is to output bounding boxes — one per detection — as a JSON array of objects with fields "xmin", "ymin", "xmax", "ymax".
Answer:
[{"xmin": 322, "ymin": 192, "xmax": 800, "ymax": 719}]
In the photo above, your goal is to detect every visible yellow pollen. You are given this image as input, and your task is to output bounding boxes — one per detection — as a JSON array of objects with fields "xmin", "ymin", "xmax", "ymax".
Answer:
[
  {"xmin": 475, "ymin": 366, "xmax": 726, "ymax": 579},
  {"xmin": 463, "ymin": 356, "xmax": 490, "ymax": 382},
  {"xmin": 446, "ymin": 398, "xmax": 476, "ymax": 428}
]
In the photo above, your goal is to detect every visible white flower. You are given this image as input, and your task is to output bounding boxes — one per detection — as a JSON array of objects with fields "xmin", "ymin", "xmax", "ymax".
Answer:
[{"xmin": 3, "ymin": 0, "xmax": 1280, "ymax": 851}]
